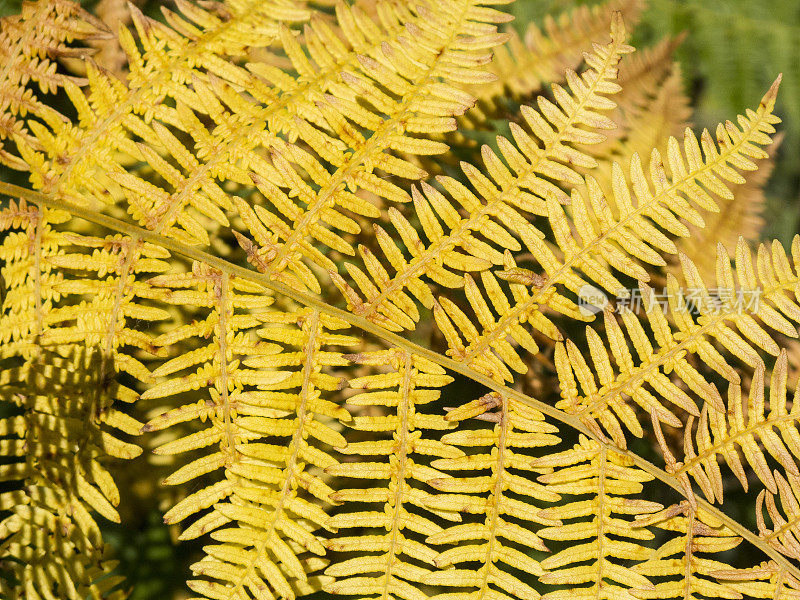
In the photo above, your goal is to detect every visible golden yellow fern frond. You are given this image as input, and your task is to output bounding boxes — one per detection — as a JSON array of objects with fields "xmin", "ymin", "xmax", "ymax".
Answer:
[
  {"xmin": 337, "ymin": 14, "xmax": 633, "ymax": 339},
  {"xmin": 465, "ymin": 0, "xmax": 643, "ymax": 124},
  {"xmin": 233, "ymin": 0, "xmax": 512, "ymax": 291},
  {"xmin": 0, "ymin": 0, "xmax": 109, "ymax": 171},
  {"xmin": 633, "ymin": 502, "xmax": 744, "ymax": 600},
  {"xmin": 758, "ymin": 472, "xmax": 800, "ymax": 561},
  {"xmin": 422, "ymin": 393, "xmax": 560, "ymax": 600},
  {"xmin": 323, "ymin": 349, "xmax": 457, "ymax": 600},
  {"xmin": 586, "ymin": 34, "xmax": 688, "ymax": 161},
  {"xmin": 142, "ymin": 265, "xmax": 356, "ymax": 598},
  {"xmin": 676, "ymin": 136, "xmax": 779, "ymax": 281},
  {"xmin": 430, "ymin": 77, "xmax": 781, "ymax": 384},
  {"xmin": 533, "ymin": 436, "xmax": 661, "ymax": 600},
  {"xmin": 671, "ymin": 351, "xmax": 799, "ymax": 504},
  {"xmin": 0, "ymin": 347, "xmax": 141, "ymax": 599},
  {"xmin": 718, "ymin": 561, "xmax": 800, "ymax": 600},
  {"xmin": 552, "ymin": 238, "xmax": 800, "ymax": 448}
]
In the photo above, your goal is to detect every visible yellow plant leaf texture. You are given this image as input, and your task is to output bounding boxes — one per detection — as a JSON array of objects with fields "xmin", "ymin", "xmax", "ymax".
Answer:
[
  {"xmin": 143, "ymin": 264, "xmax": 359, "ymax": 598},
  {"xmin": 0, "ymin": 348, "xmax": 140, "ymax": 599},
  {"xmin": 553, "ymin": 239, "xmax": 800, "ymax": 450},
  {"xmin": 1, "ymin": 1, "xmax": 800, "ymax": 600}
]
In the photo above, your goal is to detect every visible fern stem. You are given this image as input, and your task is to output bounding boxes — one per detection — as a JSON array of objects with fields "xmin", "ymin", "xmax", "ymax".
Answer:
[{"xmin": 3, "ymin": 178, "xmax": 798, "ymax": 581}]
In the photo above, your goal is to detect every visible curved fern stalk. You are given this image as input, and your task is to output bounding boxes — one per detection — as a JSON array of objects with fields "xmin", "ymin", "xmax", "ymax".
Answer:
[
  {"xmin": 552, "ymin": 238, "xmax": 800, "ymax": 448},
  {"xmin": 632, "ymin": 501, "xmax": 745, "ymax": 600},
  {"xmin": 142, "ymin": 265, "xmax": 357, "ymax": 599},
  {"xmin": 675, "ymin": 135, "xmax": 779, "ymax": 282},
  {"xmin": 0, "ymin": 347, "xmax": 140, "ymax": 599},
  {"xmin": 666, "ymin": 351, "xmax": 800, "ymax": 504},
  {"xmin": 423, "ymin": 392, "xmax": 562, "ymax": 600},
  {"xmin": 335, "ymin": 14, "xmax": 634, "ymax": 340},
  {"xmin": 6, "ymin": 178, "xmax": 800, "ymax": 589},
  {"xmin": 323, "ymin": 349, "xmax": 459, "ymax": 600},
  {"xmin": 437, "ymin": 75, "xmax": 782, "ymax": 384},
  {"xmin": 757, "ymin": 472, "xmax": 800, "ymax": 560},
  {"xmin": 0, "ymin": 0, "xmax": 109, "ymax": 171},
  {"xmin": 462, "ymin": 0, "xmax": 643, "ymax": 125},
  {"xmin": 533, "ymin": 436, "xmax": 662, "ymax": 600}
]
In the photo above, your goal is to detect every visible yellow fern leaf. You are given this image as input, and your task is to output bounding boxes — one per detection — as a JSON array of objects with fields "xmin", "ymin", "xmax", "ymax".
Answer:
[
  {"xmin": 633, "ymin": 502, "xmax": 744, "ymax": 600},
  {"xmin": 534, "ymin": 436, "xmax": 661, "ymax": 600},
  {"xmin": 424, "ymin": 393, "xmax": 561, "ymax": 600},
  {"xmin": 324, "ymin": 349, "xmax": 456, "ymax": 600},
  {"xmin": 0, "ymin": 348, "xmax": 139, "ymax": 599}
]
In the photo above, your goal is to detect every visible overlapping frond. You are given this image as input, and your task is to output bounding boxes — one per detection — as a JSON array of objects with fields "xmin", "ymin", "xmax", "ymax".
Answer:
[
  {"xmin": 0, "ymin": 347, "xmax": 140, "ymax": 599},
  {"xmin": 336, "ymin": 14, "xmax": 633, "ymax": 340},
  {"xmin": 423, "ymin": 393, "xmax": 561, "ymax": 600},
  {"xmin": 552, "ymin": 238, "xmax": 800, "ymax": 448},
  {"xmin": 464, "ymin": 0, "xmax": 643, "ymax": 123},
  {"xmin": 670, "ymin": 351, "xmax": 800, "ymax": 504},
  {"xmin": 2, "ymin": 1, "xmax": 800, "ymax": 599},
  {"xmin": 719, "ymin": 561, "xmax": 800, "ymax": 600},
  {"xmin": 0, "ymin": 0, "xmax": 109, "ymax": 171},
  {"xmin": 323, "ymin": 349, "xmax": 456, "ymax": 600},
  {"xmin": 757, "ymin": 472, "xmax": 800, "ymax": 561},
  {"xmin": 676, "ymin": 137, "xmax": 778, "ymax": 281},
  {"xmin": 586, "ymin": 34, "xmax": 688, "ymax": 162},
  {"xmin": 433, "ymin": 76, "xmax": 782, "ymax": 384},
  {"xmin": 533, "ymin": 436, "xmax": 661, "ymax": 600},
  {"xmin": 632, "ymin": 502, "xmax": 744, "ymax": 600},
  {"xmin": 143, "ymin": 264, "xmax": 356, "ymax": 599}
]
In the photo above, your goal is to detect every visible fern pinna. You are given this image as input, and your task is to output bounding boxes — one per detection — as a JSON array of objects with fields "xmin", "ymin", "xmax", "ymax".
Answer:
[{"xmin": 0, "ymin": 0, "xmax": 799, "ymax": 599}]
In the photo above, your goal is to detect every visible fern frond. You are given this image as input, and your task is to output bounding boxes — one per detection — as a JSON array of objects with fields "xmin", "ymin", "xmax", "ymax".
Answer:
[
  {"xmin": 233, "ymin": 0, "xmax": 512, "ymax": 290},
  {"xmin": 552, "ymin": 238, "xmax": 800, "ymax": 449},
  {"xmin": 632, "ymin": 501, "xmax": 744, "ymax": 600},
  {"xmin": 0, "ymin": 347, "xmax": 140, "ymax": 599},
  {"xmin": 323, "ymin": 349, "xmax": 457, "ymax": 600},
  {"xmin": 431, "ymin": 76, "xmax": 781, "ymax": 384},
  {"xmin": 718, "ymin": 561, "xmax": 800, "ymax": 600},
  {"xmin": 337, "ymin": 14, "xmax": 633, "ymax": 339},
  {"xmin": 675, "ymin": 136, "xmax": 779, "ymax": 281},
  {"xmin": 586, "ymin": 34, "xmax": 688, "ymax": 162},
  {"xmin": 0, "ymin": 0, "xmax": 109, "ymax": 171},
  {"xmin": 423, "ymin": 393, "xmax": 561, "ymax": 600},
  {"xmin": 671, "ymin": 351, "xmax": 800, "ymax": 503},
  {"xmin": 143, "ymin": 264, "xmax": 356, "ymax": 599},
  {"xmin": 757, "ymin": 472, "xmax": 800, "ymax": 561},
  {"xmin": 465, "ymin": 0, "xmax": 643, "ymax": 124},
  {"xmin": 533, "ymin": 435, "xmax": 661, "ymax": 600}
]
